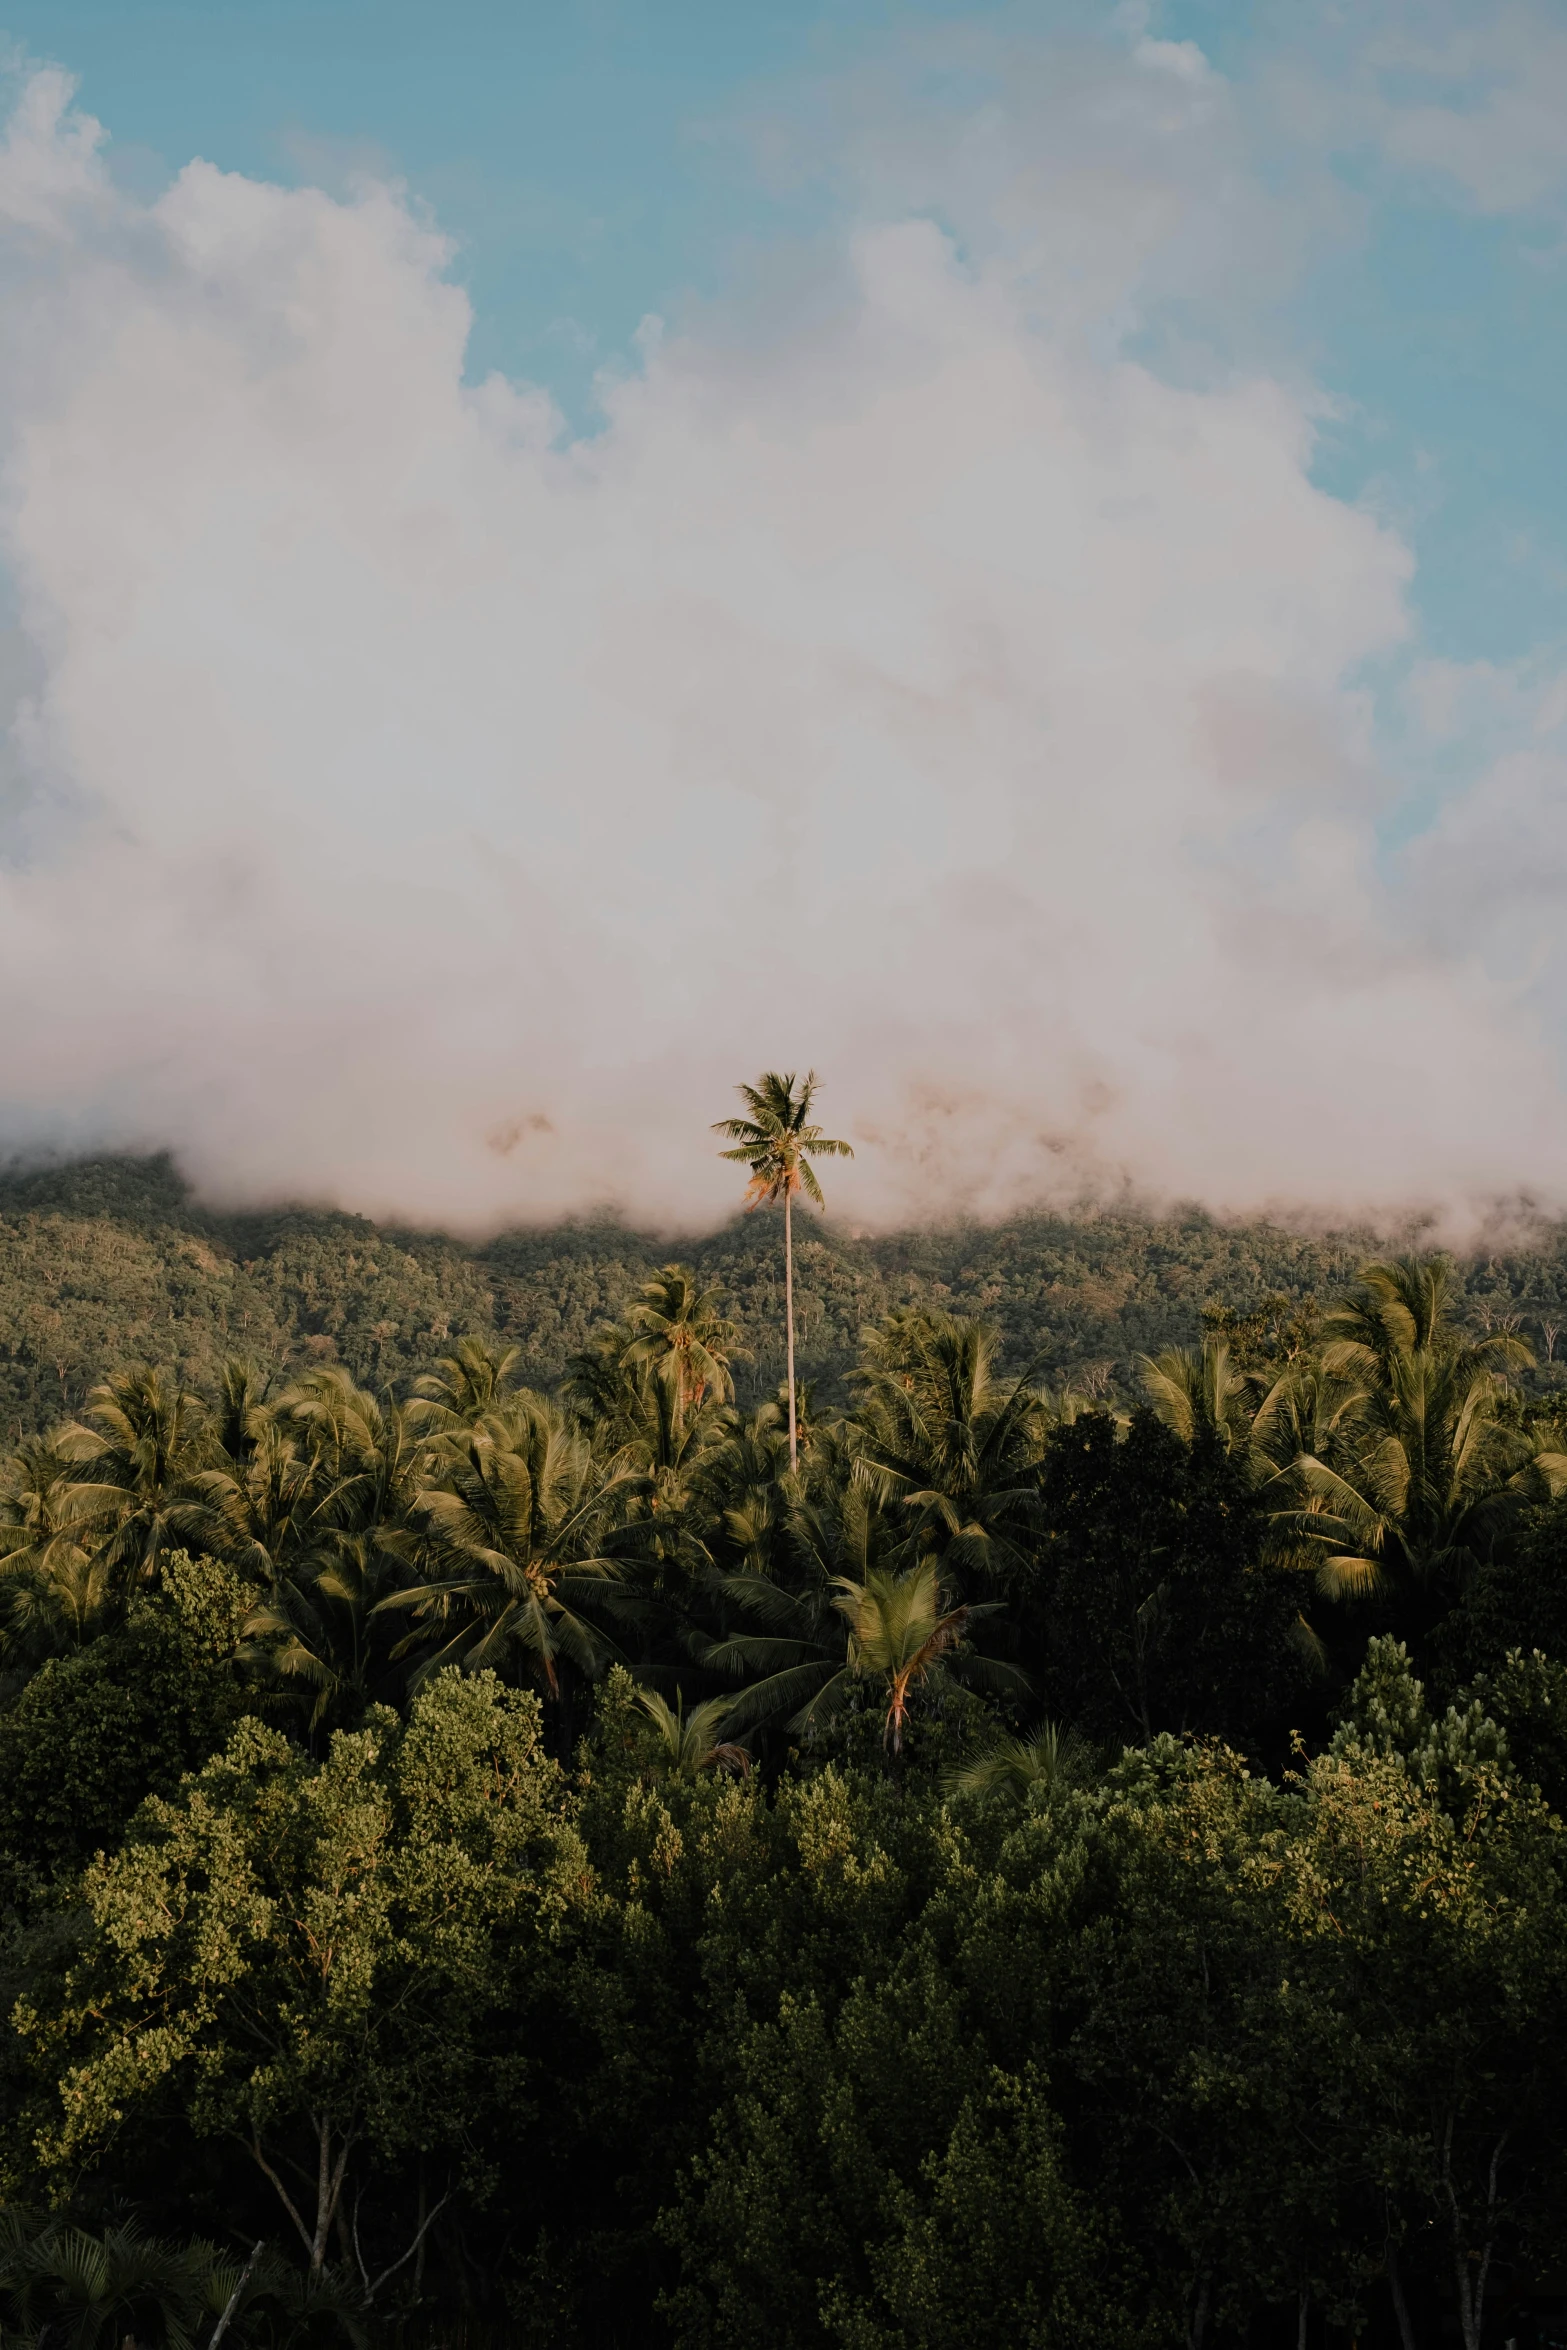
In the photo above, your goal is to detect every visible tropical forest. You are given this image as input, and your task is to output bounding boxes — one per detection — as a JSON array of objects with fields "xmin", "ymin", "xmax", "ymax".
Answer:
[{"xmin": 5, "ymin": 1083, "xmax": 1567, "ymax": 2350}]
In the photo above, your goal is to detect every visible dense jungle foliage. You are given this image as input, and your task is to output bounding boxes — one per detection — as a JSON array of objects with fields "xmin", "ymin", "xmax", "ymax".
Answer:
[
  {"xmin": 7, "ymin": 1158, "xmax": 1567, "ymax": 2348},
  {"xmin": 7, "ymin": 1149, "xmax": 1567, "ymax": 1435}
]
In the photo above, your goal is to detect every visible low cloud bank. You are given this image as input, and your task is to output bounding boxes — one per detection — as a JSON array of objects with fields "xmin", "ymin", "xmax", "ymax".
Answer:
[{"xmin": 1, "ymin": 51, "xmax": 1565, "ymax": 1234}]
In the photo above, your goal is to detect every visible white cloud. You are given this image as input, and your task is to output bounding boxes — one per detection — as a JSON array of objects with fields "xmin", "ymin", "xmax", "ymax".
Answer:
[
  {"xmin": 1403, "ymin": 660, "xmax": 1567, "ymax": 1011},
  {"xmin": 1133, "ymin": 38, "xmax": 1213, "ymax": 87},
  {"xmin": 1275, "ymin": 0, "xmax": 1567, "ymax": 218},
  {"xmin": 0, "ymin": 63, "xmax": 1565, "ymax": 1232}
]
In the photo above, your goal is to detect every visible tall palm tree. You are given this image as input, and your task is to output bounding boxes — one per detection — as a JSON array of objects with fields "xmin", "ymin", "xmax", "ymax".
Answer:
[{"xmin": 713, "ymin": 1070, "xmax": 853, "ymax": 1472}]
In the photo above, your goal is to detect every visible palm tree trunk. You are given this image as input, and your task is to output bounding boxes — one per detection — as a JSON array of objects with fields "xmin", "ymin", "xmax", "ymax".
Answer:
[
  {"xmin": 208, "ymin": 2240, "xmax": 265, "ymax": 2350},
  {"xmin": 785, "ymin": 1190, "xmax": 797, "ymax": 1472}
]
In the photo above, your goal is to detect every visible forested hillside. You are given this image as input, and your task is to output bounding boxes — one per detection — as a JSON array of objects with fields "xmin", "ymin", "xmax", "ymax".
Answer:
[
  {"xmin": 9, "ymin": 1159, "xmax": 1567, "ymax": 2349},
  {"xmin": 6, "ymin": 1151, "xmax": 1567, "ymax": 1431}
]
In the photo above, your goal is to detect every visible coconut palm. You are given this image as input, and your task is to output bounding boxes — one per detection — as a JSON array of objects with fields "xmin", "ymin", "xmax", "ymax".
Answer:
[
  {"xmin": 1139, "ymin": 1339, "xmax": 1258, "ymax": 1458},
  {"xmin": 713, "ymin": 1070, "xmax": 853, "ymax": 1472},
  {"xmin": 410, "ymin": 1336, "xmax": 525, "ymax": 1432},
  {"xmin": 0, "ymin": 2213, "xmax": 210, "ymax": 2350},
  {"xmin": 228, "ymin": 1368, "xmax": 433, "ymax": 1730},
  {"xmin": 623, "ymin": 1264, "xmax": 742, "ymax": 1410},
  {"xmin": 0, "ymin": 1439, "xmax": 120, "ymax": 1675},
  {"xmin": 582, "ymin": 1359, "xmax": 729, "ymax": 1642},
  {"xmin": 612, "ymin": 1358, "xmax": 727, "ymax": 1520},
  {"xmin": 711, "ymin": 1537, "xmax": 1018, "ymax": 1754},
  {"xmin": 946, "ymin": 1717, "xmax": 1096, "ymax": 1803},
  {"xmin": 376, "ymin": 1396, "xmax": 639, "ymax": 1701},
  {"xmin": 55, "ymin": 1364, "xmax": 216, "ymax": 1585},
  {"xmin": 0, "ymin": 1438, "xmax": 117, "ymax": 1607},
  {"xmin": 244, "ymin": 1525, "xmax": 412, "ymax": 1733},
  {"xmin": 832, "ymin": 1558, "xmax": 976, "ymax": 1752},
  {"xmin": 212, "ymin": 1357, "xmax": 277, "ymax": 1466},
  {"xmin": 696, "ymin": 1464, "xmax": 904, "ymax": 1736},
  {"xmin": 696, "ymin": 1566, "xmax": 846, "ymax": 1736},
  {"xmin": 1279, "ymin": 1256, "xmax": 1567, "ymax": 1607},
  {"xmin": 281, "ymin": 1365, "xmax": 431, "ymax": 1536},
  {"xmin": 633, "ymin": 1685, "xmax": 750, "ymax": 1776},
  {"xmin": 853, "ymin": 1309, "xmax": 1050, "ymax": 1590},
  {"xmin": 562, "ymin": 1317, "xmax": 646, "ymax": 1451},
  {"xmin": 1138, "ymin": 1341, "xmax": 1356, "ymax": 1673},
  {"xmin": 689, "ymin": 1398, "xmax": 795, "ymax": 1581},
  {"xmin": 195, "ymin": 1409, "xmax": 329, "ymax": 1582}
]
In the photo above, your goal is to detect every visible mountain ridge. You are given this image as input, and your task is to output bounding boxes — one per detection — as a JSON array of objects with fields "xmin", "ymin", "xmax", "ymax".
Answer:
[{"xmin": 4, "ymin": 1150, "xmax": 1566, "ymax": 1435}]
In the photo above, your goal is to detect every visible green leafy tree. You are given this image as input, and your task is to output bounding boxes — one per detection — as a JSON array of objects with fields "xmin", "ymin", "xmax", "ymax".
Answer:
[
  {"xmin": 713, "ymin": 1071, "xmax": 854, "ymax": 1472},
  {"xmin": 658, "ymin": 1783, "xmax": 1146, "ymax": 2350},
  {"xmin": 1279, "ymin": 1639, "xmax": 1567, "ymax": 2350},
  {"xmin": 1427, "ymin": 1493, "xmax": 1567, "ymax": 1696},
  {"xmin": 17, "ymin": 1673, "xmax": 586, "ymax": 2288},
  {"xmin": 0, "ymin": 1549, "xmax": 250, "ymax": 1913}
]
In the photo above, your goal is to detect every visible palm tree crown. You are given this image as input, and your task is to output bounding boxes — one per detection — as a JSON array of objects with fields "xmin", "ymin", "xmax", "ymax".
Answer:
[
  {"xmin": 622, "ymin": 1265, "xmax": 742, "ymax": 1411},
  {"xmin": 713, "ymin": 1070, "xmax": 854, "ymax": 1214},
  {"xmin": 1284, "ymin": 1255, "xmax": 1567, "ymax": 1605},
  {"xmin": 854, "ymin": 1308, "xmax": 1050, "ymax": 1589},
  {"xmin": 713, "ymin": 1070, "xmax": 853, "ymax": 1472}
]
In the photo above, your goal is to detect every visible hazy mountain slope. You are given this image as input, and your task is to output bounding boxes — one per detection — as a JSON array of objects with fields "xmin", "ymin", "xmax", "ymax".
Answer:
[{"xmin": 2, "ymin": 1154, "xmax": 1565, "ymax": 1435}]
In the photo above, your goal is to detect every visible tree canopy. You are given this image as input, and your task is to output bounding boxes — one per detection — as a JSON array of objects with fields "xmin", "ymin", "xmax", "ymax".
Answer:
[{"xmin": 4, "ymin": 1202, "xmax": 1567, "ymax": 2348}]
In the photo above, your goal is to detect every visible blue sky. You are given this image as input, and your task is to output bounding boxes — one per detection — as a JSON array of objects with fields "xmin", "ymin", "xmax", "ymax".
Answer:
[{"xmin": 10, "ymin": 0, "xmax": 1567, "ymax": 669}]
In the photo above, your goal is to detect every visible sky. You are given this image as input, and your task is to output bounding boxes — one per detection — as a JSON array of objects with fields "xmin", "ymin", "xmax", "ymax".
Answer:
[{"xmin": 0, "ymin": 0, "xmax": 1565, "ymax": 1230}]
